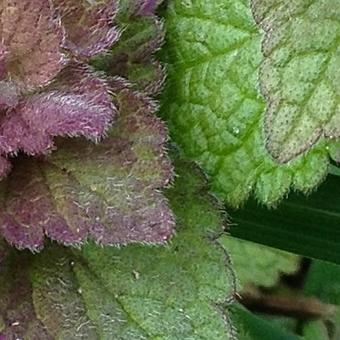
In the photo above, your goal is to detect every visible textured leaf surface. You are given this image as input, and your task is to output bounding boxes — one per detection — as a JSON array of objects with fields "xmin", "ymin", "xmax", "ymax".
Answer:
[
  {"xmin": 0, "ymin": 83, "xmax": 173, "ymax": 250},
  {"xmin": 0, "ymin": 0, "xmax": 118, "ymax": 179},
  {"xmin": 161, "ymin": 0, "xmax": 331, "ymax": 206},
  {"xmin": 0, "ymin": 64, "xmax": 116, "ymax": 156},
  {"xmin": 253, "ymin": 0, "xmax": 340, "ymax": 163},
  {"xmin": 53, "ymin": 0, "xmax": 119, "ymax": 57},
  {"xmin": 0, "ymin": 159, "xmax": 236, "ymax": 339},
  {"xmin": 219, "ymin": 235, "xmax": 299, "ymax": 290},
  {"xmin": 93, "ymin": 0, "xmax": 164, "ymax": 95},
  {"xmin": 0, "ymin": 0, "xmax": 65, "ymax": 89}
]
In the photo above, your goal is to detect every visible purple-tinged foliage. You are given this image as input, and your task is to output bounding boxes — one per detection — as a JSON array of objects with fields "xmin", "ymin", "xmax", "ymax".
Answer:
[
  {"xmin": 0, "ymin": 0, "xmax": 118, "ymax": 176},
  {"xmin": 93, "ymin": 0, "xmax": 165, "ymax": 95},
  {"xmin": 0, "ymin": 0, "xmax": 174, "ymax": 250},
  {"xmin": 0, "ymin": 64, "xmax": 115, "ymax": 156},
  {"xmin": 0, "ymin": 0, "xmax": 65, "ymax": 89},
  {"xmin": 53, "ymin": 0, "xmax": 119, "ymax": 57},
  {"xmin": 0, "ymin": 82, "xmax": 174, "ymax": 250},
  {"xmin": 134, "ymin": 0, "xmax": 163, "ymax": 16}
]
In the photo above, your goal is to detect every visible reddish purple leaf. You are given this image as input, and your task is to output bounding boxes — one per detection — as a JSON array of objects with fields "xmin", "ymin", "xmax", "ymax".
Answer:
[
  {"xmin": 0, "ymin": 83, "xmax": 173, "ymax": 250},
  {"xmin": 0, "ymin": 0, "xmax": 65, "ymax": 89},
  {"xmin": 0, "ymin": 64, "xmax": 116, "ymax": 156},
  {"xmin": 53, "ymin": 0, "xmax": 119, "ymax": 57},
  {"xmin": 135, "ymin": 0, "xmax": 163, "ymax": 16}
]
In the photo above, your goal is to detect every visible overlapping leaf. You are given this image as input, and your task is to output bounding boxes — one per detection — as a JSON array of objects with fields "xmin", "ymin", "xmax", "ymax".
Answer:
[
  {"xmin": 161, "ymin": 0, "xmax": 331, "ymax": 206},
  {"xmin": 0, "ymin": 159, "xmax": 236, "ymax": 339},
  {"xmin": 0, "ymin": 0, "xmax": 65, "ymax": 89},
  {"xmin": 252, "ymin": 0, "xmax": 340, "ymax": 163},
  {"xmin": 93, "ymin": 0, "xmax": 165, "ymax": 95},
  {"xmin": 0, "ymin": 0, "xmax": 175, "ymax": 250},
  {"xmin": 53, "ymin": 0, "xmax": 119, "ymax": 57},
  {"xmin": 0, "ymin": 82, "xmax": 173, "ymax": 250},
  {"xmin": 0, "ymin": 0, "xmax": 119, "ymax": 179},
  {"xmin": 0, "ymin": 64, "xmax": 115, "ymax": 156}
]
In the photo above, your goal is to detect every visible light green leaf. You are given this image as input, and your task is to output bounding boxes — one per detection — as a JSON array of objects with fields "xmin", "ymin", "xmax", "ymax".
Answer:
[
  {"xmin": 303, "ymin": 320, "xmax": 330, "ymax": 340},
  {"xmin": 0, "ymin": 158, "xmax": 237, "ymax": 339},
  {"xmin": 253, "ymin": 0, "xmax": 340, "ymax": 163},
  {"xmin": 219, "ymin": 235, "xmax": 300, "ymax": 290},
  {"xmin": 160, "ymin": 0, "xmax": 331, "ymax": 207}
]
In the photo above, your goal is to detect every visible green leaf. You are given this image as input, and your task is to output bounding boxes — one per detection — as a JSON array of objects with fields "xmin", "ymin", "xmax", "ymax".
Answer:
[
  {"xmin": 160, "ymin": 0, "xmax": 330, "ymax": 207},
  {"xmin": 303, "ymin": 320, "xmax": 330, "ymax": 340},
  {"xmin": 229, "ymin": 304, "xmax": 300, "ymax": 340},
  {"xmin": 230, "ymin": 174, "xmax": 340, "ymax": 264},
  {"xmin": 305, "ymin": 260, "xmax": 340, "ymax": 305},
  {"xmin": 302, "ymin": 260, "xmax": 340, "ymax": 339},
  {"xmin": 92, "ymin": 1, "xmax": 164, "ymax": 95},
  {"xmin": 252, "ymin": 0, "xmax": 340, "ymax": 163},
  {"xmin": 219, "ymin": 235, "xmax": 300, "ymax": 290},
  {"xmin": 0, "ymin": 158, "xmax": 237, "ymax": 339}
]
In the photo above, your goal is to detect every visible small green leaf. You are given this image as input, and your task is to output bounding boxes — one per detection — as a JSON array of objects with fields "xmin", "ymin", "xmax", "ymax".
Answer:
[
  {"xmin": 303, "ymin": 260, "xmax": 340, "ymax": 339},
  {"xmin": 219, "ymin": 236, "xmax": 300, "ymax": 290},
  {"xmin": 92, "ymin": 1, "xmax": 164, "ymax": 95},
  {"xmin": 303, "ymin": 320, "xmax": 330, "ymax": 340},
  {"xmin": 0, "ymin": 158, "xmax": 237, "ymax": 339}
]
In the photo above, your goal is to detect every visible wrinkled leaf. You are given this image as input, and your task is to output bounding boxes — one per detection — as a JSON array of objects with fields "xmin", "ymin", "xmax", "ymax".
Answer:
[
  {"xmin": 252, "ymin": 0, "xmax": 340, "ymax": 163},
  {"xmin": 0, "ymin": 158, "xmax": 236, "ymax": 339},
  {"xmin": 219, "ymin": 235, "xmax": 300, "ymax": 290},
  {"xmin": 93, "ymin": 0, "xmax": 164, "ymax": 95},
  {"xmin": 53, "ymin": 0, "xmax": 119, "ymax": 57},
  {"xmin": 0, "ymin": 83, "xmax": 173, "ymax": 250},
  {"xmin": 0, "ymin": 64, "xmax": 116, "ymax": 156},
  {"xmin": 161, "ymin": 0, "xmax": 331, "ymax": 206},
  {"xmin": 0, "ymin": 0, "xmax": 65, "ymax": 89}
]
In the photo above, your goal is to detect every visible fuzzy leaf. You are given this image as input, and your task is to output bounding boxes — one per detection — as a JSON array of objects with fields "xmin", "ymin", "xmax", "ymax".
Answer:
[
  {"xmin": 0, "ymin": 158, "xmax": 236, "ymax": 339},
  {"xmin": 161, "ymin": 0, "xmax": 331, "ymax": 206},
  {"xmin": 93, "ymin": 1, "xmax": 164, "ymax": 95},
  {"xmin": 252, "ymin": 0, "xmax": 340, "ymax": 163},
  {"xmin": 0, "ymin": 1, "xmax": 118, "ymax": 178},
  {"xmin": 0, "ymin": 83, "xmax": 173, "ymax": 250},
  {"xmin": 53, "ymin": 0, "xmax": 119, "ymax": 57},
  {"xmin": 0, "ymin": 64, "xmax": 116, "ymax": 156},
  {"xmin": 0, "ymin": 0, "xmax": 65, "ymax": 89}
]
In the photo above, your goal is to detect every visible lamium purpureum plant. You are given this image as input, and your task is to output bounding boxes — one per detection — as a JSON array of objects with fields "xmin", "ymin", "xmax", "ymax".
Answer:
[{"xmin": 0, "ymin": 0, "xmax": 174, "ymax": 251}]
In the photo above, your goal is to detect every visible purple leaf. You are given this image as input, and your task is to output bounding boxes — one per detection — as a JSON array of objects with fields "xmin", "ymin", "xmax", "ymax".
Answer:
[
  {"xmin": 135, "ymin": 0, "xmax": 163, "ymax": 16},
  {"xmin": 0, "ymin": 0, "xmax": 65, "ymax": 89},
  {"xmin": 53, "ymin": 0, "xmax": 119, "ymax": 57},
  {"xmin": 0, "ymin": 83, "xmax": 173, "ymax": 250},
  {"xmin": 0, "ymin": 64, "xmax": 116, "ymax": 156}
]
